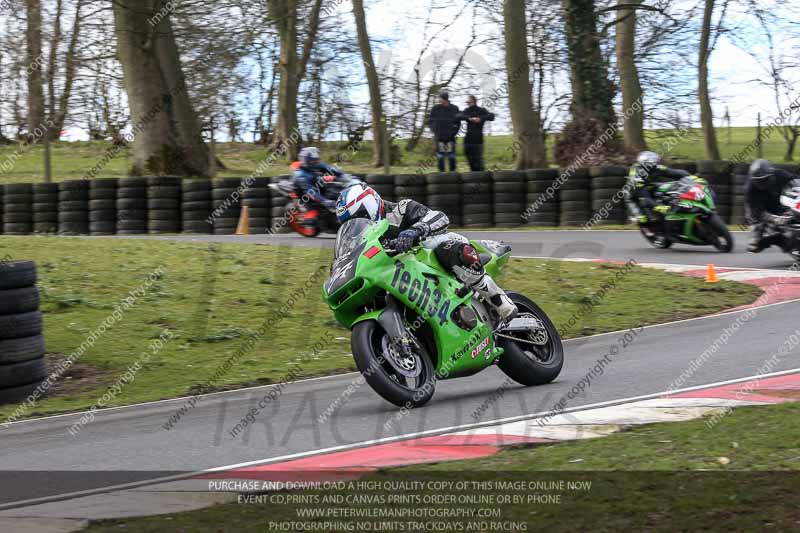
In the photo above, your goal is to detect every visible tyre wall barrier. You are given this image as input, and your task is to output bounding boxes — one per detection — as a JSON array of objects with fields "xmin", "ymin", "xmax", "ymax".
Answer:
[
  {"xmin": 0, "ymin": 260, "xmax": 48, "ymax": 405},
  {"xmin": 0, "ymin": 162, "xmax": 759, "ymax": 236}
]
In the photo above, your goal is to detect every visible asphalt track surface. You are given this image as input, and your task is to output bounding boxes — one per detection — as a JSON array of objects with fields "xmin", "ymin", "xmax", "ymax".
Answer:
[
  {"xmin": 113, "ymin": 229, "xmax": 798, "ymax": 270},
  {"xmin": 2, "ymin": 230, "xmax": 799, "ymax": 508}
]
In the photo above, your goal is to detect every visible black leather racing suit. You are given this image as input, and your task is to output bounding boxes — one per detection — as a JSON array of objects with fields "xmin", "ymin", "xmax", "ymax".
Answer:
[
  {"xmin": 745, "ymin": 168, "xmax": 800, "ymax": 251},
  {"xmin": 627, "ymin": 163, "xmax": 690, "ymax": 221}
]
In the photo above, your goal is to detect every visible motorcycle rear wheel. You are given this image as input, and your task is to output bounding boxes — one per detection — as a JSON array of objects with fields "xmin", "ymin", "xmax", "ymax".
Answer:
[
  {"xmin": 285, "ymin": 201, "xmax": 321, "ymax": 238},
  {"xmin": 351, "ymin": 320, "xmax": 436, "ymax": 408},
  {"xmin": 497, "ymin": 292, "xmax": 564, "ymax": 386},
  {"xmin": 639, "ymin": 225, "xmax": 673, "ymax": 249}
]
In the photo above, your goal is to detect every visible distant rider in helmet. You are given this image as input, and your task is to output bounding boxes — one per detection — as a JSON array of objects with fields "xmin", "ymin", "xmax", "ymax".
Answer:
[
  {"xmin": 745, "ymin": 159, "xmax": 800, "ymax": 253},
  {"xmin": 336, "ymin": 184, "xmax": 517, "ymax": 320},
  {"xmin": 626, "ymin": 151, "xmax": 690, "ymax": 226},
  {"xmin": 292, "ymin": 147, "xmax": 344, "ymax": 211}
]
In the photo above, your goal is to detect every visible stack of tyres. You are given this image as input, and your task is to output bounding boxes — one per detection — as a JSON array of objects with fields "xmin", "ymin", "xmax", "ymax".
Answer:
[
  {"xmin": 394, "ymin": 174, "xmax": 427, "ymax": 205},
  {"xmin": 365, "ymin": 174, "xmax": 395, "ymax": 203},
  {"xmin": 3, "ymin": 184, "xmax": 33, "ymax": 235},
  {"xmin": 147, "ymin": 176, "xmax": 181, "ymax": 234},
  {"xmin": 269, "ymin": 175, "xmax": 292, "ymax": 234},
  {"xmin": 58, "ymin": 180, "xmax": 90, "ymax": 235},
  {"xmin": 589, "ymin": 165, "xmax": 628, "ymax": 226},
  {"xmin": 88, "ymin": 178, "xmax": 118, "ymax": 235},
  {"xmin": 492, "ymin": 170, "xmax": 526, "ymax": 227},
  {"xmin": 211, "ymin": 178, "xmax": 242, "ymax": 235},
  {"xmin": 672, "ymin": 162, "xmax": 697, "ymax": 175},
  {"xmin": 559, "ymin": 168, "xmax": 591, "ymax": 227},
  {"xmin": 241, "ymin": 177, "xmax": 271, "ymax": 234},
  {"xmin": 731, "ymin": 163, "xmax": 750, "ymax": 227},
  {"xmin": 426, "ymin": 172, "xmax": 461, "ymax": 226},
  {"xmin": 696, "ymin": 160, "xmax": 732, "ymax": 222},
  {"xmin": 32, "ymin": 183, "xmax": 59, "ymax": 234},
  {"xmin": 461, "ymin": 171, "xmax": 492, "ymax": 228},
  {"xmin": 181, "ymin": 179, "xmax": 213, "ymax": 234},
  {"xmin": 0, "ymin": 260, "xmax": 48, "ymax": 404},
  {"xmin": 116, "ymin": 177, "xmax": 148, "ymax": 234},
  {"xmin": 524, "ymin": 169, "xmax": 559, "ymax": 227}
]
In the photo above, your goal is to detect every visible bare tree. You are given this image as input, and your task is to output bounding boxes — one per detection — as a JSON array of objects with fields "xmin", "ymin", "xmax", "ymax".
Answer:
[
  {"xmin": 556, "ymin": 0, "xmax": 620, "ymax": 165},
  {"xmin": 352, "ymin": 0, "xmax": 389, "ymax": 167},
  {"xmin": 25, "ymin": 0, "xmax": 45, "ymax": 135},
  {"xmin": 503, "ymin": 0, "xmax": 545, "ymax": 168},
  {"xmin": 112, "ymin": 0, "xmax": 210, "ymax": 176},
  {"xmin": 615, "ymin": 0, "xmax": 647, "ymax": 153},
  {"xmin": 698, "ymin": 0, "xmax": 724, "ymax": 159},
  {"xmin": 267, "ymin": 0, "xmax": 323, "ymax": 161}
]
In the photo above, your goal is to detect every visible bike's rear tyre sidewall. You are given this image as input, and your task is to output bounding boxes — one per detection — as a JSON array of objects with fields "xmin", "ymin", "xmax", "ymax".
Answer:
[
  {"xmin": 497, "ymin": 292, "xmax": 564, "ymax": 386},
  {"xmin": 351, "ymin": 321, "xmax": 436, "ymax": 408}
]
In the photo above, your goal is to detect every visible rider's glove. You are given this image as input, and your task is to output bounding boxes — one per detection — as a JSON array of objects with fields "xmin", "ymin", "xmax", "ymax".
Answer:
[{"xmin": 390, "ymin": 229, "xmax": 419, "ymax": 253}]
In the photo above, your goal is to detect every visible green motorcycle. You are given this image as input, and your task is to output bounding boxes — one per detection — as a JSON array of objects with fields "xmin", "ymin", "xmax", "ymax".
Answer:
[
  {"xmin": 323, "ymin": 218, "xmax": 563, "ymax": 407},
  {"xmin": 638, "ymin": 176, "xmax": 734, "ymax": 252}
]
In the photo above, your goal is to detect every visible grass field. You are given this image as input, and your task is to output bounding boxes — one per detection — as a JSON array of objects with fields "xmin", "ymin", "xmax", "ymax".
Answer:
[
  {"xmin": 0, "ymin": 126, "xmax": 794, "ymax": 185},
  {"xmin": 0, "ymin": 236, "xmax": 760, "ymax": 420},
  {"xmin": 85, "ymin": 402, "xmax": 800, "ymax": 532}
]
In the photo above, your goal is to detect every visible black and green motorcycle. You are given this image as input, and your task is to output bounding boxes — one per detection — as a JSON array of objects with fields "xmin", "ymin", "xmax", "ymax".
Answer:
[
  {"xmin": 322, "ymin": 218, "xmax": 564, "ymax": 408},
  {"xmin": 637, "ymin": 176, "xmax": 734, "ymax": 252}
]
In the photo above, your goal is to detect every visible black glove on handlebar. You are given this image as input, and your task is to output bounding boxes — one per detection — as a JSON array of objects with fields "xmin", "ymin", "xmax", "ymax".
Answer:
[{"xmin": 389, "ymin": 229, "xmax": 419, "ymax": 253}]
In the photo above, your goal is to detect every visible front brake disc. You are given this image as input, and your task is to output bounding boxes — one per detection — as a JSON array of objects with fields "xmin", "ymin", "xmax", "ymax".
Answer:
[{"xmin": 382, "ymin": 336, "xmax": 422, "ymax": 378}]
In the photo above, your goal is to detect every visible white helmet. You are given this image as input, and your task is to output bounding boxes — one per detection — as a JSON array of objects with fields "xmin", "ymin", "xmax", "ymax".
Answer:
[
  {"xmin": 637, "ymin": 151, "xmax": 661, "ymax": 167},
  {"xmin": 336, "ymin": 183, "xmax": 383, "ymax": 223}
]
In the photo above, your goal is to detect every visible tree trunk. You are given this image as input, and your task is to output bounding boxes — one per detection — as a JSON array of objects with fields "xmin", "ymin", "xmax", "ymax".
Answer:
[
  {"xmin": 556, "ymin": 0, "xmax": 620, "ymax": 165},
  {"xmin": 52, "ymin": 0, "xmax": 84, "ymax": 139},
  {"xmin": 615, "ymin": 0, "xmax": 647, "ymax": 153},
  {"xmin": 268, "ymin": 0, "xmax": 323, "ymax": 161},
  {"xmin": 352, "ymin": 0, "xmax": 388, "ymax": 167},
  {"xmin": 25, "ymin": 0, "xmax": 45, "ymax": 136},
  {"xmin": 503, "ymin": 0, "xmax": 546, "ymax": 169},
  {"xmin": 698, "ymin": 0, "xmax": 721, "ymax": 160},
  {"xmin": 112, "ymin": 0, "xmax": 210, "ymax": 176}
]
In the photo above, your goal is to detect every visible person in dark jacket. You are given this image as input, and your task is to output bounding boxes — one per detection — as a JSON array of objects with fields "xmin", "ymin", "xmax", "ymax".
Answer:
[
  {"xmin": 428, "ymin": 92, "xmax": 461, "ymax": 172},
  {"xmin": 745, "ymin": 159, "xmax": 800, "ymax": 253},
  {"xmin": 457, "ymin": 95, "xmax": 495, "ymax": 171}
]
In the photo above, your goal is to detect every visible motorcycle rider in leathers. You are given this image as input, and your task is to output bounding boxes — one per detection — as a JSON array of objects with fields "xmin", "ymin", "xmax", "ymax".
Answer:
[
  {"xmin": 626, "ymin": 151, "xmax": 691, "ymax": 233},
  {"xmin": 746, "ymin": 159, "xmax": 800, "ymax": 253},
  {"xmin": 292, "ymin": 147, "xmax": 344, "ymax": 212},
  {"xmin": 335, "ymin": 183, "xmax": 517, "ymax": 320}
]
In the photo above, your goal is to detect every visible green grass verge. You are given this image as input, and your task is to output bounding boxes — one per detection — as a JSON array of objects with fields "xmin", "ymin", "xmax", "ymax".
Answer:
[
  {"xmin": 0, "ymin": 236, "xmax": 760, "ymax": 420},
  {"xmin": 0, "ymin": 126, "xmax": 792, "ymax": 185},
  {"xmin": 84, "ymin": 402, "xmax": 800, "ymax": 532}
]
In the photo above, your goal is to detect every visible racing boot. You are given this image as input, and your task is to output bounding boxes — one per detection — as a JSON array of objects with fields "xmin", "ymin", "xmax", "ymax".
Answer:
[
  {"xmin": 748, "ymin": 224, "xmax": 767, "ymax": 253},
  {"xmin": 472, "ymin": 275, "xmax": 517, "ymax": 321}
]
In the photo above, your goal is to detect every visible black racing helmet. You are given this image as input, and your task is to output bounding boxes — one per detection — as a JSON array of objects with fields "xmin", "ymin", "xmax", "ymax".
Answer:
[{"xmin": 749, "ymin": 159, "xmax": 775, "ymax": 190}]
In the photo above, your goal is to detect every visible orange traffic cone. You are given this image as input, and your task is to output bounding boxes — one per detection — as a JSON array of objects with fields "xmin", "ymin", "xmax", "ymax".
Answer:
[
  {"xmin": 705, "ymin": 263, "xmax": 719, "ymax": 283},
  {"xmin": 235, "ymin": 206, "xmax": 250, "ymax": 235}
]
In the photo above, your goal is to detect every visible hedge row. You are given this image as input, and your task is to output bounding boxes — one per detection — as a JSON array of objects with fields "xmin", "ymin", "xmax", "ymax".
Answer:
[{"xmin": 0, "ymin": 162, "xmax": 768, "ymax": 235}]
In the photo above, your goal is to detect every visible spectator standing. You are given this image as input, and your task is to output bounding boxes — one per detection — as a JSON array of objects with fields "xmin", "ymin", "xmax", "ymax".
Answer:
[
  {"xmin": 458, "ymin": 95, "xmax": 495, "ymax": 172},
  {"xmin": 428, "ymin": 92, "xmax": 461, "ymax": 172}
]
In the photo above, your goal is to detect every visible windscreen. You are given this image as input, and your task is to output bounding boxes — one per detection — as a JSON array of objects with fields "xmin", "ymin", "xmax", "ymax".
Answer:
[{"xmin": 334, "ymin": 218, "xmax": 371, "ymax": 259}]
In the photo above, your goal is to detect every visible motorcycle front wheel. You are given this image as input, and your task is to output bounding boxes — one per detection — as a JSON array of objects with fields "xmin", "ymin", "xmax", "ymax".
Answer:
[
  {"xmin": 704, "ymin": 214, "xmax": 734, "ymax": 253},
  {"xmin": 351, "ymin": 320, "xmax": 436, "ymax": 408}
]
